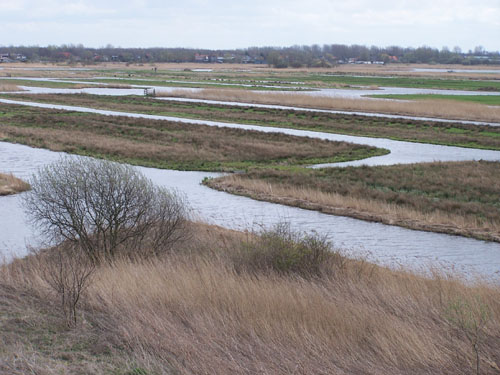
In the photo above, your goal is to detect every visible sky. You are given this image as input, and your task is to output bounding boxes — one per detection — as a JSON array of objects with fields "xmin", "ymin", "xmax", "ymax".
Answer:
[{"xmin": 0, "ymin": 0, "xmax": 499, "ymax": 51}]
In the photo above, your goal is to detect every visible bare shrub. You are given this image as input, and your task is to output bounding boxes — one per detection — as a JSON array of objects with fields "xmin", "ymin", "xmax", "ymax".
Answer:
[
  {"xmin": 23, "ymin": 156, "xmax": 189, "ymax": 263},
  {"xmin": 232, "ymin": 222, "xmax": 341, "ymax": 278},
  {"xmin": 40, "ymin": 243, "xmax": 95, "ymax": 326}
]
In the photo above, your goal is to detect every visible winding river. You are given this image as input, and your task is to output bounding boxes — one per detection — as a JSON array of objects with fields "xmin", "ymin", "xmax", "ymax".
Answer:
[{"xmin": 1, "ymin": 97, "xmax": 500, "ymax": 279}]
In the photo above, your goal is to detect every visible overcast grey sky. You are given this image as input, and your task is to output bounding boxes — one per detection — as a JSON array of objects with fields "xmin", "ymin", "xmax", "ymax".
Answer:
[{"xmin": 1, "ymin": 0, "xmax": 499, "ymax": 51}]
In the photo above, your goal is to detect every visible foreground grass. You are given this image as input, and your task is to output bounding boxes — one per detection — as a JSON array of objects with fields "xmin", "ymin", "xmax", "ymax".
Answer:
[
  {"xmin": 160, "ymin": 88, "xmax": 500, "ymax": 123},
  {"xmin": 205, "ymin": 161, "xmax": 500, "ymax": 242},
  {"xmin": 370, "ymin": 94, "xmax": 500, "ymax": 106},
  {"xmin": 0, "ymin": 173, "xmax": 30, "ymax": 195},
  {"xmin": 0, "ymin": 103, "xmax": 384, "ymax": 171},
  {"xmin": 4, "ymin": 93, "xmax": 500, "ymax": 150},
  {"xmin": 1, "ymin": 222, "xmax": 499, "ymax": 374}
]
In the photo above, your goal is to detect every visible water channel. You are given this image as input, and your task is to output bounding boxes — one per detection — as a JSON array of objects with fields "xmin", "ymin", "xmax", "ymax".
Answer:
[
  {"xmin": 1, "ymin": 99, "xmax": 500, "ymax": 279},
  {"xmin": 5, "ymin": 81, "xmax": 500, "ymax": 127}
]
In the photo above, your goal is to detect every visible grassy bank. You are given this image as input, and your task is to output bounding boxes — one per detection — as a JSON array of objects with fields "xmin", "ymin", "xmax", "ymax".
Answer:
[
  {"xmin": 4, "ymin": 93, "xmax": 500, "ymax": 150},
  {"xmin": 0, "ymin": 103, "xmax": 384, "ymax": 171},
  {"xmin": 159, "ymin": 88, "xmax": 500, "ymax": 123},
  {"xmin": 204, "ymin": 161, "xmax": 500, "ymax": 242},
  {"xmin": 1, "ymin": 222, "xmax": 499, "ymax": 374},
  {"xmin": 370, "ymin": 94, "xmax": 500, "ymax": 106},
  {"xmin": 0, "ymin": 173, "xmax": 30, "ymax": 195}
]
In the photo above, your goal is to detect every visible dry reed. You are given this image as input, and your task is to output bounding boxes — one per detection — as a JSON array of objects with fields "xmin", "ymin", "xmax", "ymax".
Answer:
[
  {"xmin": 0, "ymin": 84, "xmax": 23, "ymax": 92},
  {"xmin": 160, "ymin": 88, "xmax": 500, "ymax": 123},
  {"xmin": 1, "ymin": 222, "xmax": 499, "ymax": 374},
  {"xmin": 0, "ymin": 173, "xmax": 30, "ymax": 195}
]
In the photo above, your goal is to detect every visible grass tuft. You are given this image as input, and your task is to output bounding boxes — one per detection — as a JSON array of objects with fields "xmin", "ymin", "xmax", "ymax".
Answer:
[{"xmin": 0, "ymin": 173, "xmax": 30, "ymax": 195}]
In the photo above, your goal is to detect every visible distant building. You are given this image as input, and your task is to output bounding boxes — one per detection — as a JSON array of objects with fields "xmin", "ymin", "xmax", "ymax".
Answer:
[
  {"xmin": 58, "ymin": 52, "xmax": 72, "ymax": 59},
  {"xmin": 194, "ymin": 53, "xmax": 209, "ymax": 62},
  {"xmin": 0, "ymin": 53, "xmax": 26, "ymax": 63},
  {"xmin": 242, "ymin": 56, "xmax": 254, "ymax": 64}
]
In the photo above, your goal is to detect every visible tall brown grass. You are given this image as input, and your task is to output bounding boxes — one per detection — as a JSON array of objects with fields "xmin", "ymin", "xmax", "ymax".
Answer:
[
  {"xmin": 160, "ymin": 88, "xmax": 500, "ymax": 123},
  {"xmin": 0, "ymin": 173, "xmax": 30, "ymax": 195},
  {"xmin": 1, "ymin": 222, "xmax": 499, "ymax": 374}
]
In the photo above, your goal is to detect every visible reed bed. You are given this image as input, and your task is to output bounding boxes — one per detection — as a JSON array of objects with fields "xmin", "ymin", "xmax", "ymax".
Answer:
[
  {"xmin": 160, "ymin": 88, "xmax": 500, "ymax": 123},
  {"xmin": 1, "ymin": 222, "xmax": 499, "ymax": 374}
]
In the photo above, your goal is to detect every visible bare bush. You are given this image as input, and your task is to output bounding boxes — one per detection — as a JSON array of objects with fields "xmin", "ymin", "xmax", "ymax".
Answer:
[
  {"xmin": 23, "ymin": 157, "xmax": 189, "ymax": 263},
  {"xmin": 40, "ymin": 243, "xmax": 95, "ymax": 326},
  {"xmin": 232, "ymin": 222, "xmax": 340, "ymax": 278}
]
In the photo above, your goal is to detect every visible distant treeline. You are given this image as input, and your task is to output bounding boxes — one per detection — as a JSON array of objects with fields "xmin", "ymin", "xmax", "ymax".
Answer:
[{"xmin": 1, "ymin": 44, "xmax": 499, "ymax": 67}]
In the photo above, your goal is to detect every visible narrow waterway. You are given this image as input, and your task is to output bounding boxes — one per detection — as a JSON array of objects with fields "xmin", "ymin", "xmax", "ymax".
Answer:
[
  {"xmin": 1, "ymin": 96, "xmax": 500, "ymax": 278},
  {"xmin": 1, "ymin": 98, "xmax": 500, "ymax": 168},
  {"xmin": 1, "ymin": 141, "xmax": 500, "ymax": 278}
]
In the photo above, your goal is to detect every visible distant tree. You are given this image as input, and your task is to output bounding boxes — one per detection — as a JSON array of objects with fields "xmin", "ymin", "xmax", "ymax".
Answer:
[{"xmin": 474, "ymin": 46, "xmax": 485, "ymax": 55}]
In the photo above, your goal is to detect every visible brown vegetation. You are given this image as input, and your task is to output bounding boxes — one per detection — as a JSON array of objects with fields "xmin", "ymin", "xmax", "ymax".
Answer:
[
  {"xmin": 0, "ymin": 173, "xmax": 30, "ymax": 195},
  {"xmin": 161, "ymin": 88, "xmax": 500, "ymax": 123},
  {"xmin": 0, "ymin": 103, "xmax": 383, "ymax": 171},
  {"xmin": 0, "ymin": 84, "xmax": 23, "ymax": 92},
  {"xmin": 1, "ymin": 222, "xmax": 499, "ymax": 374},
  {"xmin": 205, "ymin": 161, "xmax": 500, "ymax": 242},
  {"xmin": 5, "ymin": 93, "xmax": 500, "ymax": 150}
]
